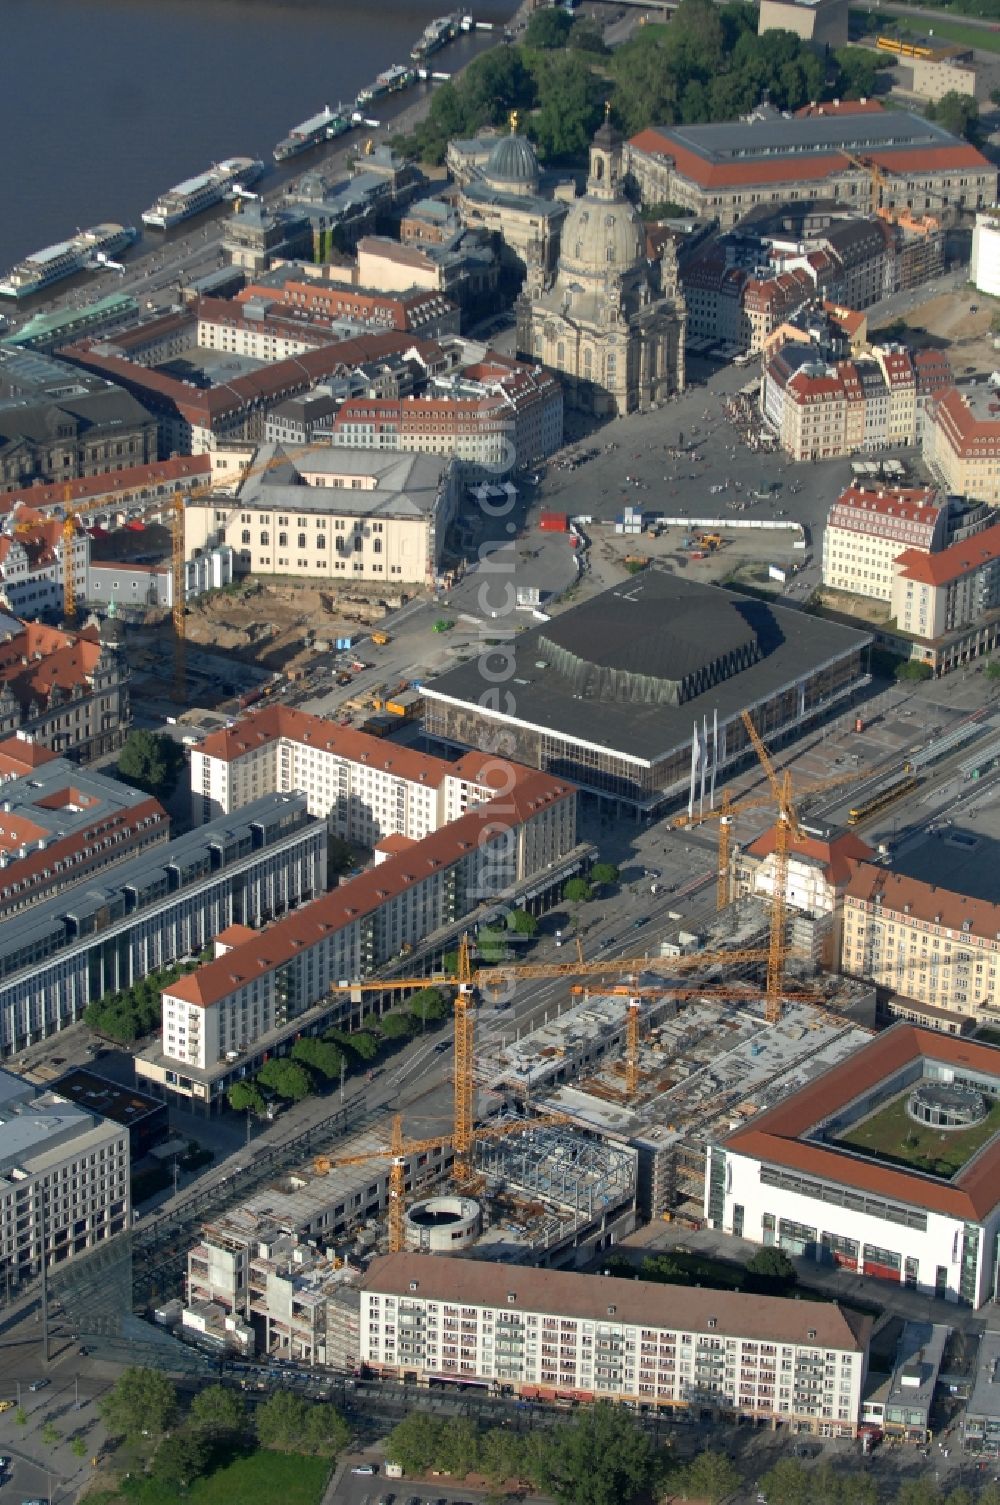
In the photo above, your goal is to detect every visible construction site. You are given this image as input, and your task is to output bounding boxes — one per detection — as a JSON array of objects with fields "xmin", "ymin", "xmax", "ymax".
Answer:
[{"xmin": 154, "ymin": 657, "xmax": 891, "ymax": 1369}]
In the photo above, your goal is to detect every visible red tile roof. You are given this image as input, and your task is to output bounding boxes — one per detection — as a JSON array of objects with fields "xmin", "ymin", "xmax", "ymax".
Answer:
[
  {"xmin": 64, "ymin": 330, "xmax": 436, "ymax": 428},
  {"xmin": 628, "ymin": 130, "xmax": 990, "ymax": 192},
  {"xmin": 0, "ymin": 795, "xmax": 167, "ymax": 914},
  {"xmin": 361, "ymin": 1252, "xmax": 871, "ymax": 1352},
  {"xmin": 164, "ymin": 770, "xmax": 574, "ymax": 1010},
  {"xmin": 930, "ymin": 386, "xmax": 1000, "ymax": 455},
  {"xmin": 0, "ymin": 623, "xmax": 105, "ymax": 711},
  {"xmin": 895, "ymin": 518, "xmax": 1000, "ymax": 586},
  {"xmin": 829, "ymin": 482, "xmax": 941, "ymax": 529},
  {"xmin": 726, "ymin": 1024, "xmax": 1000, "ymax": 1220},
  {"xmin": 196, "ymin": 704, "xmax": 455, "ymax": 787},
  {"xmin": 214, "ymin": 923, "xmax": 258, "ymax": 951},
  {"xmin": 744, "ymin": 828, "xmax": 874, "ymax": 886},
  {"xmin": 795, "ymin": 99, "xmax": 885, "ymax": 118},
  {"xmin": 0, "ymin": 737, "xmax": 59, "ymax": 778},
  {"xmin": 845, "ymin": 860, "xmax": 1000, "ymax": 940},
  {"xmin": 0, "ymin": 457, "xmax": 211, "ymax": 520}
]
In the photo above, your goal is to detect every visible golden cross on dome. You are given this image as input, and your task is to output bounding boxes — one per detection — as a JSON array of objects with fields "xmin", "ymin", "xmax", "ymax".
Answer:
[
  {"xmin": 510, "ymin": 109, "xmax": 519, "ymax": 134},
  {"xmin": 604, "ymin": 100, "xmax": 612, "ymax": 121}
]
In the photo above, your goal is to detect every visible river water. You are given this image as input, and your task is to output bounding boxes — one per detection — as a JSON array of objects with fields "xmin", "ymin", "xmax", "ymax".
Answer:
[{"xmin": 2, "ymin": 0, "xmax": 513, "ymax": 271}]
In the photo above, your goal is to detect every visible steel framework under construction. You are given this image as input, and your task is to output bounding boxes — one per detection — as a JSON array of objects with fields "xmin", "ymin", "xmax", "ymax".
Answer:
[{"xmin": 478, "ymin": 1125, "xmax": 636, "ymax": 1222}]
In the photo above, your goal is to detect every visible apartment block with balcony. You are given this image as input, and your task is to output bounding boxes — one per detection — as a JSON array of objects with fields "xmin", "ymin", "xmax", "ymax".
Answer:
[{"xmin": 359, "ymin": 1252, "xmax": 870, "ymax": 1433}]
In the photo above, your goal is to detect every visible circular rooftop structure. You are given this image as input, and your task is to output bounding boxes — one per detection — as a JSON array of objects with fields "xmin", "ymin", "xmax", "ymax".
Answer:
[
  {"xmin": 404, "ymin": 1194, "xmax": 481, "ymax": 1252},
  {"xmin": 484, "ymin": 132, "xmax": 540, "ymax": 195},
  {"xmin": 908, "ymin": 1081, "xmax": 988, "ymax": 1131},
  {"xmin": 558, "ymin": 194, "xmax": 645, "ymax": 282},
  {"xmin": 537, "ymin": 588, "xmax": 764, "ymax": 706}
]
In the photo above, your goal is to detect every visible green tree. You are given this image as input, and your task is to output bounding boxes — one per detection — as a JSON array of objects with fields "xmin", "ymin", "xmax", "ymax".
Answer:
[
  {"xmin": 291, "ymin": 1036, "xmax": 345, "ymax": 1082},
  {"xmin": 378, "ymin": 1010, "xmax": 414, "ymax": 1040},
  {"xmin": 386, "ymin": 1413, "xmax": 448, "ymax": 1475},
  {"xmin": 437, "ymin": 1416, "xmax": 481, "ymax": 1477},
  {"xmin": 895, "ymin": 660, "xmax": 933, "ymax": 681},
  {"xmin": 812, "ymin": 1462, "xmax": 842, "ymax": 1505},
  {"xmin": 118, "ymin": 730, "xmax": 186, "ymax": 799},
  {"xmin": 227, "ymin": 1080, "xmax": 265, "ymax": 1116},
  {"xmin": 985, "ymin": 660, "xmax": 1000, "ymax": 680},
  {"xmin": 678, "ymin": 1450, "xmax": 741, "ymax": 1504},
  {"xmin": 257, "ymin": 1057, "xmax": 312, "ymax": 1102},
  {"xmin": 256, "ymin": 1391, "xmax": 311, "ymax": 1451},
  {"xmin": 570, "ymin": 16, "xmax": 608, "ymax": 53},
  {"xmin": 834, "ymin": 46, "xmax": 879, "ymax": 99},
  {"xmin": 301, "ymin": 1402, "xmax": 351, "ymax": 1455},
  {"xmin": 326, "ymin": 1025, "xmax": 379, "ymax": 1061},
  {"xmin": 927, "ymin": 90, "xmax": 980, "ymax": 141},
  {"xmin": 508, "ymin": 908, "xmax": 538, "ymax": 938},
  {"xmin": 408, "ymin": 986, "xmax": 448, "ymax": 1025},
  {"xmin": 254, "ymin": 1393, "xmax": 349, "ymax": 1455},
  {"xmin": 99, "ymin": 1367, "xmax": 177, "ymax": 1441},
  {"xmin": 838, "ymin": 1473, "xmax": 878, "ymax": 1505},
  {"xmin": 70, "ymin": 1437, "xmax": 88, "ymax": 1459},
  {"xmin": 760, "ymin": 1459, "xmax": 810, "ymax": 1505},
  {"xmin": 894, "ymin": 1481, "xmax": 941, "ymax": 1505},
  {"xmin": 188, "ymin": 1383, "xmax": 246, "ymax": 1436},
  {"xmin": 563, "ymin": 877, "xmax": 593, "ymax": 904},
  {"xmin": 327, "ymin": 835, "xmax": 356, "ymax": 885},
  {"xmin": 944, "ymin": 1490, "xmax": 972, "ymax": 1505},
  {"xmin": 590, "ymin": 862, "xmax": 619, "ymax": 888},
  {"xmin": 480, "ymin": 1426, "xmax": 530, "ymax": 1486},
  {"xmin": 531, "ymin": 51, "xmax": 606, "ymax": 162},
  {"xmin": 477, "ymin": 926, "xmax": 510, "ymax": 964},
  {"xmin": 525, "ymin": 6, "xmax": 572, "ymax": 48},
  {"xmin": 534, "ymin": 1402, "xmax": 655, "ymax": 1505},
  {"xmin": 40, "ymin": 1422, "xmax": 60, "ymax": 1447},
  {"xmin": 152, "ymin": 1432, "xmax": 208, "ymax": 1492},
  {"xmin": 746, "ymin": 1246, "xmax": 796, "ymax": 1283},
  {"xmin": 14, "ymin": 1408, "xmax": 26, "ymax": 1427}
]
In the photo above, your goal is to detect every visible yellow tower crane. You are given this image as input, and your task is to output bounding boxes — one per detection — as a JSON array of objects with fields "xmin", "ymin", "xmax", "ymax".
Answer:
[
  {"xmin": 571, "ymin": 969, "xmax": 821, "ymax": 1100},
  {"xmin": 312, "ymin": 1110, "xmax": 567, "ymax": 1252},
  {"xmin": 672, "ymin": 765, "xmax": 869, "ymax": 912},
  {"xmin": 330, "ymin": 938, "xmax": 781, "ymax": 1149},
  {"xmin": 740, "ymin": 710, "xmax": 802, "ymax": 1025}
]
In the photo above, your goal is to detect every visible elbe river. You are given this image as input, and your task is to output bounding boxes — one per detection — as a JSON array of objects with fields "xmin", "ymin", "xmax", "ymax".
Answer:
[{"xmin": 2, "ymin": 0, "xmax": 514, "ymax": 272}]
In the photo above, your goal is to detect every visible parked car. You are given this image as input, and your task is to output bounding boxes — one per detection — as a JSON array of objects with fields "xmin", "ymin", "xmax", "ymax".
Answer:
[
  {"xmin": 351, "ymin": 1464, "xmax": 377, "ymax": 1476},
  {"xmin": 28, "ymin": 1378, "xmax": 50, "ymax": 1392}
]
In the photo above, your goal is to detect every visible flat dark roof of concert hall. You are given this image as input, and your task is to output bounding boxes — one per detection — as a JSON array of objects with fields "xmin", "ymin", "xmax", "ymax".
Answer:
[{"xmin": 423, "ymin": 572, "xmax": 871, "ymax": 765}]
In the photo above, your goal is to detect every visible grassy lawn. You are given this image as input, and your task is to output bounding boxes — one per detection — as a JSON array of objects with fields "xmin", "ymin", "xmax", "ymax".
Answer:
[
  {"xmin": 836, "ymin": 1090, "xmax": 1000, "ymax": 1178},
  {"xmin": 850, "ymin": 8, "xmax": 1000, "ymax": 52},
  {"xmin": 88, "ymin": 1451, "xmax": 332, "ymax": 1505}
]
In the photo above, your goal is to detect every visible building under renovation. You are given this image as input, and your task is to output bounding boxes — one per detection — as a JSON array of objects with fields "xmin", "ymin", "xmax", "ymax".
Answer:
[
  {"xmin": 176, "ymin": 1107, "xmax": 635, "ymax": 1360},
  {"xmin": 521, "ymin": 986, "xmax": 875, "ymax": 1224}
]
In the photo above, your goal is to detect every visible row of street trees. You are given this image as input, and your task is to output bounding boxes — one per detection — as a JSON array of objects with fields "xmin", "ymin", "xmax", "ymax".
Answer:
[
  {"xmin": 387, "ymin": 1404, "xmax": 656, "ymax": 1505},
  {"xmin": 227, "ymin": 984, "xmax": 450, "ymax": 1116}
]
